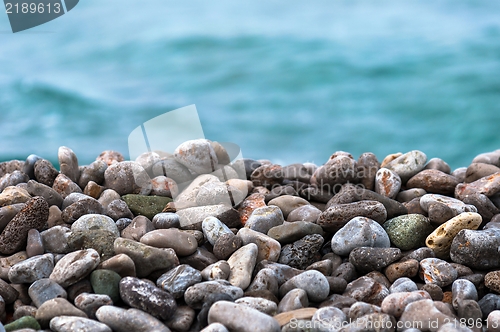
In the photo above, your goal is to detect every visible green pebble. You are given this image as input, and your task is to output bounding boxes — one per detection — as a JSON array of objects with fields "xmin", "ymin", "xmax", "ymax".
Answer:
[
  {"xmin": 90, "ymin": 269, "xmax": 122, "ymax": 304},
  {"xmin": 383, "ymin": 214, "xmax": 434, "ymax": 251},
  {"xmin": 122, "ymin": 195, "xmax": 172, "ymax": 220},
  {"xmin": 4, "ymin": 316, "xmax": 41, "ymax": 332}
]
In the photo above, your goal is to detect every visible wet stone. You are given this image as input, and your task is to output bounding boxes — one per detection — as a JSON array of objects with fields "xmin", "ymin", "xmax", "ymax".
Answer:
[
  {"xmin": 213, "ymin": 232, "xmax": 242, "ymax": 260},
  {"xmin": 0, "ymin": 196, "xmax": 49, "ymax": 255},
  {"xmin": 157, "ymin": 264, "xmax": 202, "ymax": 298},
  {"xmin": 406, "ymin": 169, "xmax": 460, "ymax": 195},
  {"xmin": 383, "ymin": 214, "xmax": 433, "ymax": 251},
  {"xmin": 331, "ymin": 217, "xmax": 390, "ymax": 256},
  {"xmin": 122, "ymin": 194, "xmax": 172, "ymax": 220},
  {"xmin": 152, "ymin": 212, "xmax": 180, "ymax": 229},
  {"xmin": 96, "ymin": 305, "xmax": 170, "ymax": 332},
  {"xmin": 342, "ymin": 276, "xmax": 390, "ymax": 306},
  {"xmin": 121, "ymin": 215, "xmax": 155, "ymax": 241},
  {"xmin": 119, "ymin": 276, "xmax": 177, "ymax": 321},
  {"xmin": 375, "ymin": 168, "xmax": 402, "ymax": 199},
  {"xmin": 28, "ymin": 278, "xmax": 67, "ymax": 307},
  {"xmin": 318, "ymin": 201, "xmax": 387, "ymax": 233},
  {"xmin": 420, "ymin": 258, "xmax": 458, "ymax": 287},
  {"xmin": 349, "ymin": 247, "xmax": 402, "ymax": 274},
  {"xmin": 114, "ymin": 237, "xmax": 179, "ymax": 278},
  {"xmin": 278, "ymin": 234, "xmax": 323, "ymax": 269},
  {"xmin": 49, "ymin": 249, "xmax": 100, "ymax": 288}
]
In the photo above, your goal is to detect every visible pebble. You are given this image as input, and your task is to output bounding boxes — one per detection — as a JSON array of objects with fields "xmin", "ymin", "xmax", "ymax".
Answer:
[
  {"xmin": 120, "ymin": 215, "xmax": 154, "ymax": 241},
  {"xmin": 33, "ymin": 159, "xmax": 59, "ymax": 187},
  {"xmin": 208, "ymin": 300, "xmax": 280, "ymax": 332},
  {"xmin": 119, "ymin": 276, "xmax": 177, "ymax": 321},
  {"xmin": 247, "ymin": 268, "xmax": 279, "ymax": 295},
  {"xmin": 50, "ymin": 316, "xmax": 112, "ymax": 332},
  {"xmin": 74, "ymin": 293, "xmax": 113, "ymax": 319},
  {"xmin": 90, "ymin": 270, "xmax": 121, "ymax": 304},
  {"xmin": 455, "ymin": 172, "xmax": 500, "ymax": 200},
  {"xmin": 78, "ymin": 160, "xmax": 108, "ymax": 189},
  {"xmin": 122, "ymin": 194, "xmax": 172, "ymax": 220},
  {"xmin": 0, "ymin": 170, "xmax": 29, "ymax": 192},
  {"xmin": 279, "ymin": 270, "xmax": 329, "ymax": 302},
  {"xmin": 382, "ymin": 150, "xmax": 427, "ymax": 183},
  {"xmin": 152, "ymin": 212, "xmax": 180, "ymax": 229},
  {"xmin": 96, "ymin": 305, "xmax": 170, "ymax": 332},
  {"xmin": 465, "ymin": 162, "xmax": 500, "ymax": 183},
  {"xmin": 61, "ymin": 197, "xmax": 104, "ymax": 224},
  {"xmin": 488, "ymin": 311, "xmax": 500, "ymax": 332},
  {"xmin": 0, "ymin": 186, "xmax": 31, "ymax": 207},
  {"xmin": 177, "ymin": 204, "xmax": 240, "ymax": 230},
  {"xmin": 227, "ymin": 243, "xmax": 258, "ymax": 289},
  {"xmin": 141, "ymin": 228, "xmax": 198, "ymax": 256},
  {"xmin": 278, "ymin": 234, "xmax": 323, "ymax": 269},
  {"xmin": 244, "ymin": 205, "xmax": 284, "ymax": 234},
  {"xmin": 318, "ymin": 201, "xmax": 387, "ymax": 233},
  {"xmin": 349, "ymin": 247, "xmax": 402, "ymax": 273},
  {"xmin": 381, "ymin": 290, "xmax": 431, "ymax": 318},
  {"xmin": 426, "ymin": 212, "xmax": 482, "ymax": 258},
  {"xmin": 389, "ymin": 277, "xmax": 418, "ymax": 293},
  {"xmin": 450, "ymin": 228, "xmax": 500, "ymax": 269},
  {"xmin": 99, "ymin": 253, "xmax": 136, "ymax": 278},
  {"xmin": 28, "ymin": 278, "xmax": 67, "ymax": 307},
  {"xmin": 184, "ymin": 280, "xmax": 244, "ymax": 309},
  {"xmin": 267, "ymin": 221, "xmax": 323, "ymax": 245},
  {"xmin": 151, "ymin": 175, "xmax": 178, "ymax": 197},
  {"xmin": 174, "ymin": 139, "xmax": 218, "ymax": 175},
  {"xmin": 267, "ymin": 195, "xmax": 310, "ymax": 219},
  {"xmin": 36, "ymin": 297, "xmax": 87, "ymax": 328},
  {"xmin": 384, "ymin": 259, "xmax": 420, "ymax": 283},
  {"xmin": 451, "ymin": 279, "xmax": 478, "ymax": 310},
  {"xmin": 157, "ymin": 264, "xmax": 203, "ymax": 298},
  {"xmin": 235, "ymin": 296, "xmax": 278, "ymax": 316},
  {"xmin": 278, "ymin": 288, "xmax": 308, "ymax": 313},
  {"xmin": 383, "ymin": 214, "xmax": 433, "ymax": 251},
  {"xmin": 103, "ymin": 161, "xmax": 152, "ymax": 196},
  {"xmin": 0, "ymin": 203, "xmax": 25, "ymax": 233},
  {"xmin": 406, "ymin": 169, "xmax": 460, "ymax": 195},
  {"xmin": 375, "ymin": 168, "xmax": 402, "ymax": 199},
  {"xmin": 202, "ymin": 216, "xmax": 233, "ymax": 246},
  {"xmin": 420, "ymin": 258, "xmax": 458, "ymax": 287},
  {"xmin": 237, "ymin": 227, "xmax": 281, "ymax": 263},
  {"xmin": 213, "ymin": 232, "xmax": 242, "ymax": 260},
  {"xmin": 8, "ymin": 253, "xmax": 54, "ymax": 284},
  {"xmin": 425, "ymin": 157, "xmax": 451, "ymax": 173},
  {"xmin": 3, "ymin": 316, "xmax": 40, "ymax": 331},
  {"xmin": 58, "ymin": 146, "xmax": 80, "ymax": 183},
  {"xmin": 0, "ymin": 196, "xmax": 49, "ymax": 255},
  {"xmin": 22, "ymin": 154, "xmax": 42, "ymax": 180},
  {"xmin": 250, "ymin": 163, "xmax": 285, "ymax": 187},
  {"xmin": 114, "ymin": 237, "xmax": 179, "ymax": 278},
  {"xmin": 398, "ymin": 299, "xmax": 454, "ymax": 331},
  {"xmin": 26, "ymin": 229, "xmax": 44, "ymax": 257},
  {"xmin": 238, "ymin": 193, "xmax": 266, "ymax": 225},
  {"xmin": 342, "ymin": 276, "xmax": 390, "ymax": 306},
  {"xmin": 201, "ymin": 261, "xmax": 231, "ymax": 281},
  {"xmin": 331, "ymin": 217, "xmax": 390, "ymax": 256},
  {"xmin": 52, "ymin": 173, "xmax": 82, "ymax": 199},
  {"xmin": 105, "ymin": 199, "xmax": 134, "ymax": 220},
  {"xmin": 49, "ymin": 249, "xmax": 101, "ymax": 288},
  {"xmin": 481, "ymin": 294, "xmax": 500, "ymax": 319},
  {"xmin": 286, "ymin": 204, "xmax": 321, "ymax": 222},
  {"xmin": 71, "ymin": 214, "xmax": 119, "ymax": 237}
]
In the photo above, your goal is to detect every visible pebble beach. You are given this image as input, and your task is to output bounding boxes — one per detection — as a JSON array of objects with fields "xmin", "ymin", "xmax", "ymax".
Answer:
[{"xmin": 2, "ymin": 140, "xmax": 500, "ymax": 332}]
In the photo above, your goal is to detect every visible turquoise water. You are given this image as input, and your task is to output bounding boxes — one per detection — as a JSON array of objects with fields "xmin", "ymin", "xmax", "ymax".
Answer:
[{"xmin": 1, "ymin": 0, "xmax": 500, "ymax": 169}]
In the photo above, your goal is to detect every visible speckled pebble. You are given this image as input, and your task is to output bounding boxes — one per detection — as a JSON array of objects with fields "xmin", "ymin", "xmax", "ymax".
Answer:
[
  {"xmin": 331, "ymin": 217, "xmax": 390, "ymax": 256},
  {"xmin": 245, "ymin": 205, "xmax": 284, "ymax": 234},
  {"xmin": 349, "ymin": 247, "xmax": 402, "ymax": 273},
  {"xmin": 383, "ymin": 214, "xmax": 434, "ymax": 251},
  {"xmin": 375, "ymin": 168, "xmax": 402, "ymax": 199},
  {"xmin": 157, "ymin": 264, "xmax": 202, "ymax": 298},
  {"xmin": 420, "ymin": 258, "xmax": 458, "ymax": 287}
]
